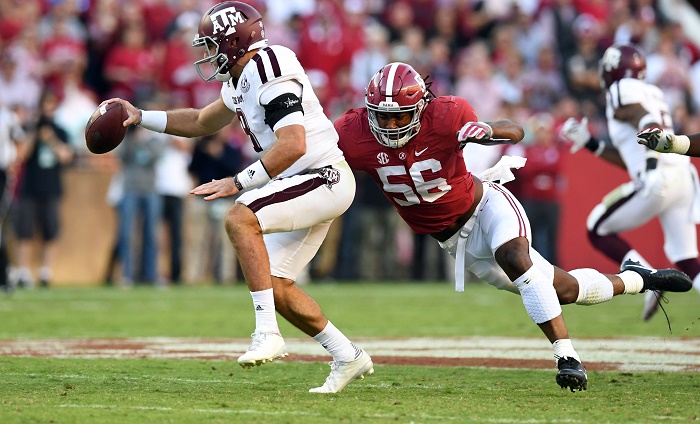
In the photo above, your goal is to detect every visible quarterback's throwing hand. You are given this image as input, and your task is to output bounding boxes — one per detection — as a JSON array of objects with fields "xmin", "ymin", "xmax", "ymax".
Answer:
[
  {"xmin": 190, "ymin": 177, "xmax": 239, "ymax": 201},
  {"xmin": 457, "ymin": 121, "xmax": 493, "ymax": 148},
  {"xmin": 561, "ymin": 117, "xmax": 590, "ymax": 153}
]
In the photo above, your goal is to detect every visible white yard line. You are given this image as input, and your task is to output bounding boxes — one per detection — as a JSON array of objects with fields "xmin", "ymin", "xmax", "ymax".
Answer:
[{"xmin": 1, "ymin": 336, "xmax": 699, "ymax": 372}]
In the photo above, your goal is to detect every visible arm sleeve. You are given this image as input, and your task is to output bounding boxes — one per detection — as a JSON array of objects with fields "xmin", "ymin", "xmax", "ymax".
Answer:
[
  {"xmin": 259, "ymin": 79, "xmax": 304, "ymax": 131},
  {"xmin": 609, "ymin": 78, "xmax": 647, "ymax": 109}
]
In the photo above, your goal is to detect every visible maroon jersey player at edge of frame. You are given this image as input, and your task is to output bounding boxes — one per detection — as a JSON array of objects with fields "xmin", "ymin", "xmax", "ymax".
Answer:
[{"xmin": 335, "ymin": 61, "xmax": 694, "ymax": 393}]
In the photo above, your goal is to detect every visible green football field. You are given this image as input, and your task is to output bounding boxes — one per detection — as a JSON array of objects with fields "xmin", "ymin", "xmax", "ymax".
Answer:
[{"xmin": 1, "ymin": 282, "xmax": 699, "ymax": 423}]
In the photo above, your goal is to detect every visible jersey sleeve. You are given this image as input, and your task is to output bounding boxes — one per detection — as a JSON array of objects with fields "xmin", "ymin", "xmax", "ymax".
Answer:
[
  {"xmin": 429, "ymin": 96, "xmax": 478, "ymax": 140},
  {"xmin": 335, "ymin": 112, "xmax": 355, "ymax": 162},
  {"xmin": 609, "ymin": 78, "xmax": 648, "ymax": 109}
]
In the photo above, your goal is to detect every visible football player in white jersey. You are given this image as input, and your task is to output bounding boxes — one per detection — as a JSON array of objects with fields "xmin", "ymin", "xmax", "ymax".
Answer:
[
  {"xmin": 101, "ymin": 1, "xmax": 372, "ymax": 393},
  {"xmin": 561, "ymin": 44, "xmax": 700, "ymax": 321}
]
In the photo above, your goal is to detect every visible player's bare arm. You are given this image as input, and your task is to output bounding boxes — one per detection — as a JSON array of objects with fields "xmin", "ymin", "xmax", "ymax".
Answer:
[
  {"xmin": 561, "ymin": 116, "xmax": 626, "ymax": 169},
  {"xmin": 101, "ymin": 95, "xmax": 235, "ymax": 138},
  {"xmin": 191, "ymin": 123, "xmax": 306, "ymax": 201},
  {"xmin": 456, "ymin": 119, "xmax": 523, "ymax": 148},
  {"xmin": 260, "ymin": 124, "xmax": 306, "ymax": 176},
  {"xmin": 487, "ymin": 119, "xmax": 525, "ymax": 143},
  {"xmin": 160, "ymin": 95, "xmax": 236, "ymax": 137}
]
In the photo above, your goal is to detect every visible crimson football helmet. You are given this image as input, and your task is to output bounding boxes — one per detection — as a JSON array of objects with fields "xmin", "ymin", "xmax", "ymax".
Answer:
[
  {"xmin": 193, "ymin": 1, "xmax": 268, "ymax": 82},
  {"xmin": 599, "ymin": 44, "xmax": 646, "ymax": 89},
  {"xmin": 365, "ymin": 62, "xmax": 429, "ymax": 149}
]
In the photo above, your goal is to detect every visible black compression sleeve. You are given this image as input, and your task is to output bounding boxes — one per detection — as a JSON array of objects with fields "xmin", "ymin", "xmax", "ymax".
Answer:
[{"xmin": 263, "ymin": 93, "xmax": 304, "ymax": 130}]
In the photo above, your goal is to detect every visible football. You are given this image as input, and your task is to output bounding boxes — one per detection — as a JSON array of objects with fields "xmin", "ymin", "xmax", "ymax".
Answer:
[{"xmin": 85, "ymin": 102, "xmax": 128, "ymax": 154}]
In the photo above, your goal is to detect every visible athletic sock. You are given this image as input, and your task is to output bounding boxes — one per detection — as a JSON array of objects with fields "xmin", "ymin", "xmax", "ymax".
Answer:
[
  {"xmin": 553, "ymin": 339, "xmax": 580, "ymax": 363},
  {"xmin": 618, "ymin": 270, "xmax": 644, "ymax": 294},
  {"xmin": 313, "ymin": 321, "xmax": 361, "ymax": 363},
  {"xmin": 250, "ymin": 288, "xmax": 279, "ymax": 333}
]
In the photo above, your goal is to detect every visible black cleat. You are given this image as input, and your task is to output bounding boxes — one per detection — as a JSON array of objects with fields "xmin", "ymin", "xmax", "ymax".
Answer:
[
  {"xmin": 620, "ymin": 260, "xmax": 692, "ymax": 293},
  {"xmin": 556, "ymin": 357, "xmax": 587, "ymax": 392}
]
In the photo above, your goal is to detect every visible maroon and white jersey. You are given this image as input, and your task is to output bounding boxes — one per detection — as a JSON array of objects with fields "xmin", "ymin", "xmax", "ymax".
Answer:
[
  {"xmin": 220, "ymin": 45, "xmax": 344, "ymax": 177},
  {"xmin": 337, "ymin": 96, "xmax": 478, "ymax": 234}
]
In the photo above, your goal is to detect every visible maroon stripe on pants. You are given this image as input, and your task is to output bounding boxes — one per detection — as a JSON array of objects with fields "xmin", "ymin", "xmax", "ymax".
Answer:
[
  {"xmin": 490, "ymin": 183, "xmax": 527, "ymax": 238},
  {"xmin": 248, "ymin": 177, "xmax": 325, "ymax": 213},
  {"xmin": 590, "ymin": 189, "xmax": 636, "ymax": 235}
]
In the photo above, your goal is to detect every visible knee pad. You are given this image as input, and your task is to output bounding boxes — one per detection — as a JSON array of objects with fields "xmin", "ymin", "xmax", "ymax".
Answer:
[
  {"xmin": 514, "ymin": 266, "xmax": 562, "ymax": 324},
  {"xmin": 570, "ymin": 268, "xmax": 614, "ymax": 305}
]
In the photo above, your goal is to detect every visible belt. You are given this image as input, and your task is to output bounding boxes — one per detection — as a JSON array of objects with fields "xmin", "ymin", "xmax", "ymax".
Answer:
[
  {"xmin": 301, "ymin": 165, "xmax": 333, "ymax": 175},
  {"xmin": 431, "ymin": 177, "xmax": 484, "ymax": 243}
]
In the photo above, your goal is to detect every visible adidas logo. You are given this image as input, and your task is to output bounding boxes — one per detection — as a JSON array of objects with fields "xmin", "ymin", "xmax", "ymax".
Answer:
[
  {"xmin": 255, "ymin": 305, "xmax": 263, "ymax": 311},
  {"xmin": 248, "ymin": 169, "xmax": 255, "ymax": 178}
]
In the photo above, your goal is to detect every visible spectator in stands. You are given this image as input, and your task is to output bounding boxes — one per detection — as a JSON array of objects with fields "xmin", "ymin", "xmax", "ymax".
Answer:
[
  {"xmin": 103, "ymin": 23, "xmax": 156, "ymax": 103},
  {"xmin": 115, "ymin": 125, "xmax": 165, "ymax": 287},
  {"xmin": 13, "ymin": 90, "xmax": 74, "ymax": 288},
  {"xmin": 155, "ymin": 135, "xmax": 193, "ymax": 285},
  {"xmin": 508, "ymin": 113, "xmax": 567, "ymax": 265},
  {"xmin": 186, "ymin": 129, "xmax": 245, "ymax": 284}
]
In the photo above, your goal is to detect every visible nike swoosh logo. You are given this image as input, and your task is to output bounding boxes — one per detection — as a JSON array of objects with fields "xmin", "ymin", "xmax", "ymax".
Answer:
[{"xmin": 415, "ymin": 147, "xmax": 429, "ymax": 156}]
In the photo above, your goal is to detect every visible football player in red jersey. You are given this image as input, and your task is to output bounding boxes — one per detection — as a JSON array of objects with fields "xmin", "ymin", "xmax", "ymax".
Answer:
[
  {"xmin": 100, "ymin": 1, "xmax": 372, "ymax": 393},
  {"xmin": 561, "ymin": 44, "xmax": 700, "ymax": 321},
  {"xmin": 336, "ymin": 62, "xmax": 694, "ymax": 392}
]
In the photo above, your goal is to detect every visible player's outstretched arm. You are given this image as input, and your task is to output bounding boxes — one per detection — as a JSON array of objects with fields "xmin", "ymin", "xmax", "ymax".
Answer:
[
  {"xmin": 561, "ymin": 117, "xmax": 626, "ymax": 169},
  {"xmin": 101, "ymin": 95, "xmax": 236, "ymax": 138},
  {"xmin": 456, "ymin": 119, "xmax": 524, "ymax": 148},
  {"xmin": 637, "ymin": 127, "xmax": 700, "ymax": 156}
]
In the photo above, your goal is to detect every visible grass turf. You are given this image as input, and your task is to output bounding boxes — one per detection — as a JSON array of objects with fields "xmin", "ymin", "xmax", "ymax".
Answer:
[{"xmin": 0, "ymin": 282, "xmax": 699, "ymax": 423}]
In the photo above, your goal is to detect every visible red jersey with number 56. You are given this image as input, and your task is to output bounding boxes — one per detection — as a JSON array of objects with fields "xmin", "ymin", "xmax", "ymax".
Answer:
[{"xmin": 336, "ymin": 96, "xmax": 478, "ymax": 234}]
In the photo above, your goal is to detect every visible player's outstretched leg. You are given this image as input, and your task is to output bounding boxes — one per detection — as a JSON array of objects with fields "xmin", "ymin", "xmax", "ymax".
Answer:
[
  {"xmin": 237, "ymin": 325, "xmax": 288, "ymax": 368},
  {"xmin": 309, "ymin": 348, "xmax": 374, "ymax": 393}
]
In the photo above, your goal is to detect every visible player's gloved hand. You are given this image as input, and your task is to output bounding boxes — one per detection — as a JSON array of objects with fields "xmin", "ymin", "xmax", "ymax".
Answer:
[
  {"xmin": 637, "ymin": 127, "xmax": 675, "ymax": 153},
  {"xmin": 560, "ymin": 117, "xmax": 590, "ymax": 153},
  {"xmin": 457, "ymin": 121, "xmax": 493, "ymax": 149}
]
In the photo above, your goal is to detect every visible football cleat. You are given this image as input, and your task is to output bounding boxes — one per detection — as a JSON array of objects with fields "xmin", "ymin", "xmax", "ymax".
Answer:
[
  {"xmin": 556, "ymin": 356, "xmax": 587, "ymax": 392},
  {"xmin": 309, "ymin": 349, "xmax": 374, "ymax": 393},
  {"xmin": 620, "ymin": 260, "xmax": 692, "ymax": 293},
  {"xmin": 237, "ymin": 325, "xmax": 288, "ymax": 368}
]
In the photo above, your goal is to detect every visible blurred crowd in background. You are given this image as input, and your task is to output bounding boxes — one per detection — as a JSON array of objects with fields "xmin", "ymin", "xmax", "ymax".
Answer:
[{"xmin": 1, "ymin": 0, "xmax": 700, "ymax": 287}]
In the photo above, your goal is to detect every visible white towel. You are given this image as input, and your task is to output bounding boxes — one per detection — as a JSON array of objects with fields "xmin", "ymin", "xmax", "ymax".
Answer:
[{"xmin": 477, "ymin": 155, "xmax": 527, "ymax": 184}]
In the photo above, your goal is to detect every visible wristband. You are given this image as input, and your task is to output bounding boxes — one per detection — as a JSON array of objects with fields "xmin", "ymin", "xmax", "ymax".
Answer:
[
  {"xmin": 670, "ymin": 135, "xmax": 690, "ymax": 154},
  {"xmin": 584, "ymin": 136, "xmax": 605, "ymax": 156},
  {"xmin": 138, "ymin": 110, "xmax": 167, "ymax": 133},
  {"xmin": 236, "ymin": 160, "xmax": 271, "ymax": 189},
  {"xmin": 232, "ymin": 174, "xmax": 243, "ymax": 190}
]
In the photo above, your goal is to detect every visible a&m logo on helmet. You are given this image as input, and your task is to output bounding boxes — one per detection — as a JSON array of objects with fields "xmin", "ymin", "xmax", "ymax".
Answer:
[
  {"xmin": 600, "ymin": 47, "xmax": 622, "ymax": 73},
  {"xmin": 210, "ymin": 6, "xmax": 246, "ymax": 35}
]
